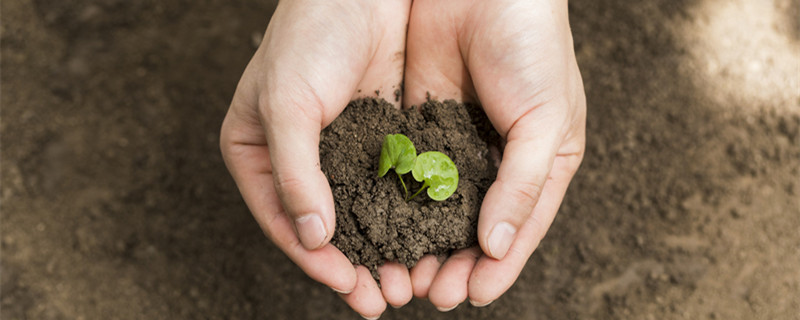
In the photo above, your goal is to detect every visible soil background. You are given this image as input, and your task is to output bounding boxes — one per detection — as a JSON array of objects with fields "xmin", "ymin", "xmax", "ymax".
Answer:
[{"xmin": 2, "ymin": 0, "xmax": 798, "ymax": 319}]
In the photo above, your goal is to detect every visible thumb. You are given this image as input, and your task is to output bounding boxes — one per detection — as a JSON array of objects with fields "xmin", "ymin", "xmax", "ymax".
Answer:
[
  {"xmin": 254, "ymin": 1, "xmax": 377, "ymax": 251},
  {"xmin": 459, "ymin": 0, "xmax": 576, "ymax": 260},
  {"xmin": 478, "ymin": 106, "xmax": 565, "ymax": 259},
  {"xmin": 261, "ymin": 90, "xmax": 337, "ymax": 250}
]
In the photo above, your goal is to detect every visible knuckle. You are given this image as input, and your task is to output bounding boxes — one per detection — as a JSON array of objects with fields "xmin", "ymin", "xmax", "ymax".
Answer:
[
  {"xmin": 569, "ymin": 152, "xmax": 585, "ymax": 175},
  {"xmin": 219, "ymin": 137, "xmax": 229, "ymax": 156},
  {"xmin": 219, "ymin": 117, "xmax": 236, "ymax": 154},
  {"xmin": 219, "ymin": 133, "xmax": 235, "ymax": 157},
  {"xmin": 260, "ymin": 210, "xmax": 304, "ymax": 251},
  {"xmin": 272, "ymin": 172, "xmax": 307, "ymax": 196},
  {"xmin": 509, "ymin": 245, "xmax": 527, "ymax": 260},
  {"xmin": 504, "ymin": 179, "xmax": 543, "ymax": 207},
  {"xmin": 273, "ymin": 229, "xmax": 303, "ymax": 253},
  {"xmin": 257, "ymin": 80, "xmax": 327, "ymax": 124}
]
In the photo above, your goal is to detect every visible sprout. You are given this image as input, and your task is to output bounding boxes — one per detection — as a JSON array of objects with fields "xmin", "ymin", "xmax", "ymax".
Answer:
[
  {"xmin": 378, "ymin": 134, "xmax": 417, "ymax": 198},
  {"xmin": 408, "ymin": 151, "xmax": 459, "ymax": 201},
  {"xmin": 377, "ymin": 134, "xmax": 459, "ymax": 202}
]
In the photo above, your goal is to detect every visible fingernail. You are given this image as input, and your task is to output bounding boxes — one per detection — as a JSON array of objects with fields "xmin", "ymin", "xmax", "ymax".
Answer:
[
  {"xmin": 436, "ymin": 304, "xmax": 458, "ymax": 312},
  {"xmin": 295, "ymin": 214, "xmax": 327, "ymax": 249},
  {"xmin": 488, "ymin": 222, "xmax": 516, "ymax": 259},
  {"xmin": 331, "ymin": 286, "xmax": 352, "ymax": 294},
  {"xmin": 469, "ymin": 299, "xmax": 493, "ymax": 307},
  {"xmin": 361, "ymin": 315, "xmax": 380, "ymax": 320}
]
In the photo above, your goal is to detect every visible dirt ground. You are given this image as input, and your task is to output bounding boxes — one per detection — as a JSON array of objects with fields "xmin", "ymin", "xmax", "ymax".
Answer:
[{"xmin": 2, "ymin": 0, "xmax": 798, "ymax": 319}]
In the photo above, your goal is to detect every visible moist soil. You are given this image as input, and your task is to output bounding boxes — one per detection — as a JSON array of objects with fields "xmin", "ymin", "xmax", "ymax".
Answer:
[
  {"xmin": 3, "ymin": 0, "xmax": 799, "ymax": 319},
  {"xmin": 319, "ymin": 98, "xmax": 497, "ymax": 275}
]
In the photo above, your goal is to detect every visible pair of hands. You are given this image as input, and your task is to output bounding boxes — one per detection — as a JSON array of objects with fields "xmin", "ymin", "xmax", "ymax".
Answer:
[{"xmin": 220, "ymin": 0, "xmax": 585, "ymax": 318}]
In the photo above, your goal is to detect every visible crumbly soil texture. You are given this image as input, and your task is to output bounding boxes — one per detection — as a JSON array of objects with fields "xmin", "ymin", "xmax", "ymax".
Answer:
[
  {"xmin": 5, "ymin": 1, "xmax": 800, "ymax": 319},
  {"xmin": 320, "ymin": 98, "xmax": 497, "ymax": 274}
]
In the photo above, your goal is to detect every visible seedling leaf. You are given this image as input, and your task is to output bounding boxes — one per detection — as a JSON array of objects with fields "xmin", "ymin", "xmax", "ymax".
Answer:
[
  {"xmin": 411, "ymin": 151, "xmax": 459, "ymax": 201},
  {"xmin": 378, "ymin": 134, "xmax": 417, "ymax": 177}
]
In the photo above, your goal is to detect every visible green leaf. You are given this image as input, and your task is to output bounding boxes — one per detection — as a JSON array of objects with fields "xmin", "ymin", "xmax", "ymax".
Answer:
[
  {"xmin": 378, "ymin": 134, "xmax": 417, "ymax": 177},
  {"xmin": 412, "ymin": 151, "xmax": 459, "ymax": 201}
]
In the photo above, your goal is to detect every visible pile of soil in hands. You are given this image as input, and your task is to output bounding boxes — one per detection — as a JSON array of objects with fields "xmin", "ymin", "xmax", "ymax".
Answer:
[{"xmin": 319, "ymin": 98, "xmax": 498, "ymax": 277}]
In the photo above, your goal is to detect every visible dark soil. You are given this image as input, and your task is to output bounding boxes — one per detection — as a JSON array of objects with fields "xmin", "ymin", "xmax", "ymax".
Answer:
[
  {"xmin": 319, "ymin": 98, "xmax": 496, "ymax": 275},
  {"xmin": 3, "ymin": 0, "xmax": 799, "ymax": 319}
]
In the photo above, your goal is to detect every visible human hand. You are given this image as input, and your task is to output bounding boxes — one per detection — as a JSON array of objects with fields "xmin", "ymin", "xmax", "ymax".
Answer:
[
  {"xmin": 219, "ymin": 0, "xmax": 413, "ymax": 318},
  {"xmin": 401, "ymin": 0, "xmax": 586, "ymax": 310}
]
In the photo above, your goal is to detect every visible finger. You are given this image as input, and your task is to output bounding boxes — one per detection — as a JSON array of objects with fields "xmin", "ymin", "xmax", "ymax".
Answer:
[
  {"xmin": 402, "ymin": 0, "xmax": 477, "ymax": 107},
  {"xmin": 262, "ymin": 0, "xmax": 415, "ymax": 249},
  {"xmin": 258, "ymin": 44, "xmax": 359, "ymax": 251},
  {"xmin": 428, "ymin": 247, "xmax": 481, "ymax": 312},
  {"xmin": 221, "ymin": 110, "xmax": 359, "ymax": 293},
  {"xmin": 468, "ymin": 155, "xmax": 579, "ymax": 305},
  {"xmin": 450, "ymin": 0, "xmax": 578, "ymax": 261},
  {"xmin": 409, "ymin": 255, "xmax": 442, "ymax": 298},
  {"xmin": 464, "ymin": 14, "xmax": 578, "ymax": 260},
  {"xmin": 353, "ymin": 0, "xmax": 411, "ymax": 108},
  {"xmin": 339, "ymin": 266, "xmax": 387, "ymax": 320},
  {"xmin": 478, "ymin": 102, "xmax": 571, "ymax": 259},
  {"xmin": 377, "ymin": 262, "xmax": 413, "ymax": 308},
  {"xmin": 258, "ymin": 1, "xmax": 382, "ymax": 250},
  {"xmin": 261, "ymin": 94, "xmax": 338, "ymax": 250}
]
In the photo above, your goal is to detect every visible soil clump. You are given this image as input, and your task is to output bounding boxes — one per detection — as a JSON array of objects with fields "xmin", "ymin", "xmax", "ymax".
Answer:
[{"xmin": 319, "ymin": 98, "xmax": 498, "ymax": 275}]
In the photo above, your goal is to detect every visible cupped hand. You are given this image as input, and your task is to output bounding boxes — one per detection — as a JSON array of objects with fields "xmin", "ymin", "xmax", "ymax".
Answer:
[
  {"xmin": 403, "ymin": 0, "xmax": 586, "ymax": 310},
  {"xmin": 222, "ymin": 0, "xmax": 586, "ymax": 316},
  {"xmin": 219, "ymin": 0, "xmax": 413, "ymax": 318}
]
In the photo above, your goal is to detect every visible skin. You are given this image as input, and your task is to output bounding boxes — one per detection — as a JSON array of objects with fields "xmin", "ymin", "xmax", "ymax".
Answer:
[{"xmin": 220, "ymin": 0, "xmax": 585, "ymax": 318}]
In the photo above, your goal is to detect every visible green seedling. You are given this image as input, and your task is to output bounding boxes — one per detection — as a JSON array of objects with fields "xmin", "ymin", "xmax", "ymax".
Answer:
[
  {"xmin": 378, "ymin": 134, "xmax": 459, "ymax": 201},
  {"xmin": 378, "ymin": 134, "xmax": 417, "ymax": 199},
  {"xmin": 408, "ymin": 151, "xmax": 459, "ymax": 201}
]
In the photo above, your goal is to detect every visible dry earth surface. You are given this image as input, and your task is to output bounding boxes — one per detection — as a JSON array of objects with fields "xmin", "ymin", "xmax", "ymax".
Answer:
[{"xmin": 2, "ymin": 0, "xmax": 799, "ymax": 319}]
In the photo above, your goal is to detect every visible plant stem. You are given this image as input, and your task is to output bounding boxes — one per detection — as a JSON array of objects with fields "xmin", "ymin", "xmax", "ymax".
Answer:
[
  {"xmin": 397, "ymin": 171, "xmax": 408, "ymax": 200},
  {"xmin": 407, "ymin": 182, "xmax": 429, "ymax": 202}
]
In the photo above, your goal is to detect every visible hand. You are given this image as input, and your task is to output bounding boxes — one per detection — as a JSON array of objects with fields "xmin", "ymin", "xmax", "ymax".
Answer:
[
  {"xmin": 219, "ymin": 0, "xmax": 413, "ymax": 318},
  {"xmin": 402, "ymin": 0, "xmax": 586, "ymax": 309}
]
